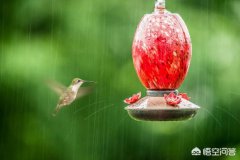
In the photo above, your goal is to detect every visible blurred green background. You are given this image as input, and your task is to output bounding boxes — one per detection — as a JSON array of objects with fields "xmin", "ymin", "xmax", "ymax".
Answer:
[{"xmin": 1, "ymin": 0, "xmax": 240, "ymax": 159}]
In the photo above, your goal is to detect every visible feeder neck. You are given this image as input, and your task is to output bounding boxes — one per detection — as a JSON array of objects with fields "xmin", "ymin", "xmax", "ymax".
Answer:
[
  {"xmin": 147, "ymin": 90, "xmax": 178, "ymax": 97},
  {"xmin": 154, "ymin": 0, "xmax": 166, "ymax": 12}
]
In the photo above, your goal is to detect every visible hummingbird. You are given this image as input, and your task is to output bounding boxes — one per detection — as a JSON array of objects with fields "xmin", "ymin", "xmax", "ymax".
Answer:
[{"xmin": 46, "ymin": 78, "xmax": 95, "ymax": 116}]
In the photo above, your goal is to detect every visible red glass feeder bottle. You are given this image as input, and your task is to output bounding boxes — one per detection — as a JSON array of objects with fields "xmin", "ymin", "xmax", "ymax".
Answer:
[{"xmin": 125, "ymin": 0, "xmax": 200, "ymax": 121}]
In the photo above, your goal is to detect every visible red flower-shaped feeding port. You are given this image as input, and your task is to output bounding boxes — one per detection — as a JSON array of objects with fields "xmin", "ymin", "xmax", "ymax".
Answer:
[
  {"xmin": 164, "ymin": 92, "xmax": 181, "ymax": 106},
  {"xmin": 124, "ymin": 92, "xmax": 141, "ymax": 104},
  {"xmin": 179, "ymin": 93, "xmax": 190, "ymax": 100}
]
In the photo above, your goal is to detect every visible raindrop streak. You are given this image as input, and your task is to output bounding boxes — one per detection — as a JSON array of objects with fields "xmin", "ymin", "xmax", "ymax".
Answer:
[
  {"xmin": 84, "ymin": 104, "xmax": 114, "ymax": 120},
  {"xmin": 215, "ymin": 106, "xmax": 240, "ymax": 125},
  {"xmin": 74, "ymin": 98, "xmax": 109, "ymax": 114},
  {"xmin": 201, "ymin": 107, "xmax": 222, "ymax": 127}
]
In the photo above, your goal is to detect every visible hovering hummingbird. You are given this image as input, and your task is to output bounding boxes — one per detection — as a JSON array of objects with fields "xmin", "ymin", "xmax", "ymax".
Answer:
[{"xmin": 46, "ymin": 78, "xmax": 95, "ymax": 116}]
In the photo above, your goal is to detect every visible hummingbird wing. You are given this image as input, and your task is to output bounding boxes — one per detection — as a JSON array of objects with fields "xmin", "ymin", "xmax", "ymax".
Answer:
[
  {"xmin": 76, "ymin": 87, "xmax": 93, "ymax": 99},
  {"xmin": 46, "ymin": 79, "xmax": 67, "ymax": 95}
]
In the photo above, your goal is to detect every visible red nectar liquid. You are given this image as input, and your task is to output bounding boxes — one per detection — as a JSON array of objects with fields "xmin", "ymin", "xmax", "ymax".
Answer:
[{"xmin": 132, "ymin": 9, "xmax": 192, "ymax": 90}]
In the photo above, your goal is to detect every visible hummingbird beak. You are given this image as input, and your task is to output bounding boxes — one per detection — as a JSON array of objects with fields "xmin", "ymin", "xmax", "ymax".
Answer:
[{"xmin": 82, "ymin": 80, "xmax": 96, "ymax": 83}]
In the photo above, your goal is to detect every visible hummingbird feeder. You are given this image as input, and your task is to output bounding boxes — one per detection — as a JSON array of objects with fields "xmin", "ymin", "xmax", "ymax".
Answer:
[{"xmin": 124, "ymin": 0, "xmax": 200, "ymax": 121}]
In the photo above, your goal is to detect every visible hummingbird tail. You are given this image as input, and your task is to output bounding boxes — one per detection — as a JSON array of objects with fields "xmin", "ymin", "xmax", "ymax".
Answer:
[{"xmin": 52, "ymin": 105, "xmax": 61, "ymax": 117}]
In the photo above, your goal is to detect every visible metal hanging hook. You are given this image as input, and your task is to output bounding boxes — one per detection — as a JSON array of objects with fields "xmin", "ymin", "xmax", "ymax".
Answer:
[{"xmin": 155, "ymin": 0, "xmax": 165, "ymax": 9}]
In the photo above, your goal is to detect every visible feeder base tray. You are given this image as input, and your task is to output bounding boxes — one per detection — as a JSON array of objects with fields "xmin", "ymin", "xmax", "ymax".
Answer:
[{"xmin": 125, "ymin": 96, "xmax": 200, "ymax": 121}]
